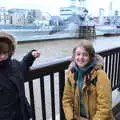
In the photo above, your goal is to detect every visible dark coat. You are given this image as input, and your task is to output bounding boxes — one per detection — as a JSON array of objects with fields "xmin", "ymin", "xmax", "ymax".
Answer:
[{"xmin": 0, "ymin": 50, "xmax": 36, "ymax": 120}]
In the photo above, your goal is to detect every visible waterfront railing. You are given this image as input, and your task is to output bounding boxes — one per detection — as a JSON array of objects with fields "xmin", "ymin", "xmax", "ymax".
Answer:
[{"xmin": 26, "ymin": 47, "xmax": 120, "ymax": 120}]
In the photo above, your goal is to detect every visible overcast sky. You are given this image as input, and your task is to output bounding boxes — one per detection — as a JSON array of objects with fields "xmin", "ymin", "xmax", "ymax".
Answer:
[
  {"xmin": 0, "ymin": 0, "xmax": 119, "ymax": 16},
  {"xmin": 86, "ymin": 0, "xmax": 120, "ymax": 16}
]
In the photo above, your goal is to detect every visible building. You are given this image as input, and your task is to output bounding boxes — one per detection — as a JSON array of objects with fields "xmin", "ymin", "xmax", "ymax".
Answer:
[
  {"xmin": 8, "ymin": 9, "xmax": 29, "ymax": 25},
  {"xmin": 99, "ymin": 8, "xmax": 104, "ymax": 25},
  {"xmin": 0, "ymin": 7, "xmax": 9, "ymax": 24}
]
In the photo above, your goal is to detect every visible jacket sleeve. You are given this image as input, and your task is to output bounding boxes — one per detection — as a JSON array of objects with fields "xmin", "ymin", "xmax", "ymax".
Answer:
[
  {"xmin": 93, "ymin": 69, "xmax": 113, "ymax": 120},
  {"xmin": 20, "ymin": 49, "xmax": 36, "ymax": 82},
  {"xmin": 20, "ymin": 49, "xmax": 36, "ymax": 69},
  {"xmin": 62, "ymin": 72, "xmax": 74, "ymax": 120}
]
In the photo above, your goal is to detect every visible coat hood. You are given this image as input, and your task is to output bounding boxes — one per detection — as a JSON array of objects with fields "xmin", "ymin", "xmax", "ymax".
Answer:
[
  {"xmin": 95, "ymin": 54, "xmax": 104, "ymax": 68},
  {"xmin": 0, "ymin": 31, "xmax": 17, "ymax": 56}
]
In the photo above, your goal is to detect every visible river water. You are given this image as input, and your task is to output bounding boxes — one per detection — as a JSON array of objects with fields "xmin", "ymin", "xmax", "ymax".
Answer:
[
  {"xmin": 12, "ymin": 36, "xmax": 120, "ymax": 120},
  {"xmin": 13, "ymin": 36, "xmax": 120, "ymax": 66}
]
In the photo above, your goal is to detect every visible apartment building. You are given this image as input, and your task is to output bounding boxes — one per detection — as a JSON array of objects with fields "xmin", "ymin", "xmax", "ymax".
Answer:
[{"xmin": 0, "ymin": 7, "xmax": 9, "ymax": 24}]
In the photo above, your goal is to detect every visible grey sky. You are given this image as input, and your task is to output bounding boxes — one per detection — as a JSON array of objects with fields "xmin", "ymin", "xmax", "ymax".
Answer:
[{"xmin": 0, "ymin": 0, "xmax": 119, "ymax": 16}]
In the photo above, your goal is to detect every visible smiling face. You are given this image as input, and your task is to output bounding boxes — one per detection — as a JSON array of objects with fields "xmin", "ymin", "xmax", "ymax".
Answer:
[
  {"xmin": 72, "ymin": 40, "xmax": 95, "ymax": 68},
  {"xmin": 74, "ymin": 47, "xmax": 90, "ymax": 68}
]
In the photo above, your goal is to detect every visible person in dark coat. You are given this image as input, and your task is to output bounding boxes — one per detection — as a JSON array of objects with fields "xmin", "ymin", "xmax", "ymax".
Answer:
[{"xmin": 0, "ymin": 31, "xmax": 40, "ymax": 120}]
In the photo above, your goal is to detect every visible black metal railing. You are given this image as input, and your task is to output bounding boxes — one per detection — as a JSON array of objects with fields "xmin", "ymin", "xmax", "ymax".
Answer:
[
  {"xmin": 26, "ymin": 47, "xmax": 120, "ymax": 120},
  {"xmin": 98, "ymin": 47, "xmax": 120, "ymax": 90}
]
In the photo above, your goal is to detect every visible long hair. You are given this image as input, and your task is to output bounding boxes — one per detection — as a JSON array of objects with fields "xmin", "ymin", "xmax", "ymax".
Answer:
[{"xmin": 72, "ymin": 40, "xmax": 95, "ymax": 61}]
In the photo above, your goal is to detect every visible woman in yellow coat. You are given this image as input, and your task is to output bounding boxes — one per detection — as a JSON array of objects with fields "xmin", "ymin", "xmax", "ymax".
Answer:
[{"xmin": 62, "ymin": 40, "xmax": 114, "ymax": 120}]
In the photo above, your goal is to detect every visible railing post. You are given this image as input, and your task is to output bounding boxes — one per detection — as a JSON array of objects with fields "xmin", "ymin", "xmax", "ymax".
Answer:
[
  {"xmin": 117, "ymin": 53, "xmax": 120, "ymax": 91},
  {"xmin": 50, "ymin": 73, "xmax": 55, "ymax": 120},
  {"xmin": 28, "ymin": 80, "xmax": 36, "ymax": 120},
  {"xmin": 40, "ymin": 76, "xmax": 46, "ymax": 120},
  {"xmin": 59, "ymin": 71, "xmax": 66, "ymax": 120}
]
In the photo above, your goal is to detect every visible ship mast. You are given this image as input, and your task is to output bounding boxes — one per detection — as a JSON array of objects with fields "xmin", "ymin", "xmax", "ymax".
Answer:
[{"xmin": 69, "ymin": 0, "xmax": 86, "ymax": 7}]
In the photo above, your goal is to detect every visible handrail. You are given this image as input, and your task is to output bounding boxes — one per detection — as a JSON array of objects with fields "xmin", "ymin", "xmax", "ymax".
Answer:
[{"xmin": 26, "ymin": 47, "xmax": 120, "ymax": 120}]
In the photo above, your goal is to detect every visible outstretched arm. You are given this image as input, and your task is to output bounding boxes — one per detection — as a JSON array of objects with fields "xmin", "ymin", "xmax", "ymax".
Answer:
[
  {"xmin": 20, "ymin": 50, "xmax": 40, "ymax": 81},
  {"xmin": 21, "ymin": 49, "xmax": 40, "ymax": 68}
]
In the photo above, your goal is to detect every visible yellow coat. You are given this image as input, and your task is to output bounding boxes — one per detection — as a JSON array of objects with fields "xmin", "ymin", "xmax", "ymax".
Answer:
[{"xmin": 62, "ymin": 65, "xmax": 114, "ymax": 120}]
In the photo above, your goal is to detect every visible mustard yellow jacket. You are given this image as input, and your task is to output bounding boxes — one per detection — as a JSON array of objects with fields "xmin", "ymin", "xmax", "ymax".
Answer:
[{"xmin": 62, "ymin": 60, "xmax": 114, "ymax": 120}]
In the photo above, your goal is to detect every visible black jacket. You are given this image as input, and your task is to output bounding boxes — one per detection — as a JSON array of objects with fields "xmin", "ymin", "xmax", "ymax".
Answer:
[{"xmin": 0, "ymin": 50, "xmax": 36, "ymax": 120}]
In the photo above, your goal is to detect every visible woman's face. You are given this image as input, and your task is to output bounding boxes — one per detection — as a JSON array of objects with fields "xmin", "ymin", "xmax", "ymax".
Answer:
[{"xmin": 74, "ymin": 47, "xmax": 90, "ymax": 68}]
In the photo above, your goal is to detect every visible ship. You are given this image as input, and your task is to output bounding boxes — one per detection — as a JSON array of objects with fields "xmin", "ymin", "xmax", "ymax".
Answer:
[{"xmin": 0, "ymin": 24, "xmax": 54, "ymax": 41}]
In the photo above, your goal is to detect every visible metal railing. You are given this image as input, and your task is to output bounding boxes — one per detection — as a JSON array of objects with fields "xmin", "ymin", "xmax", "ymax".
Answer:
[{"xmin": 26, "ymin": 47, "xmax": 120, "ymax": 120}]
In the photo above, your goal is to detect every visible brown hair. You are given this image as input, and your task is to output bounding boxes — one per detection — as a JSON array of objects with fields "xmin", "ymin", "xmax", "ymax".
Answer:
[{"xmin": 72, "ymin": 40, "xmax": 95, "ymax": 61}]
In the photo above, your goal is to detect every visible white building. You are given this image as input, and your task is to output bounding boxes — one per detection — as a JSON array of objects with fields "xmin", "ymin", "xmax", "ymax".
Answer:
[
  {"xmin": 8, "ymin": 9, "xmax": 29, "ymax": 25},
  {"xmin": 108, "ymin": 1, "xmax": 113, "ymax": 17},
  {"xmin": 10, "ymin": 13, "xmax": 25, "ymax": 25},
  {"xmin": 0, "ymin": 7, "xmax": 10, "ymax": 24},
  {"xmin": 99, "ymin": 8, "xmax": 104, "ymax": 25}
]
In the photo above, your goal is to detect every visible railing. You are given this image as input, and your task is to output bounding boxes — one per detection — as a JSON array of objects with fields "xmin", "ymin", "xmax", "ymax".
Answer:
[{"xmin": 26, "ymin": 47, "xmax": 120, "ymax": 120}]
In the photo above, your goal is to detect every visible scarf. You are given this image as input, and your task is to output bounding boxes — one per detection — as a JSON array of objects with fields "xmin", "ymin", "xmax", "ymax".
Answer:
[
  {"xmin": 0, "ymin": 57, "xmax": 11, "ymax": 69},
  {"xmin": 73, "ymin": 60, "xmax": 96, "ymax": 117}
]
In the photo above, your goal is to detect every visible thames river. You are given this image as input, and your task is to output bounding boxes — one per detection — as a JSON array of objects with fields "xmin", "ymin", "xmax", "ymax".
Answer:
[{"xmin": 13, "ymin": 36, "xmax": 120, "ymax": 66}]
